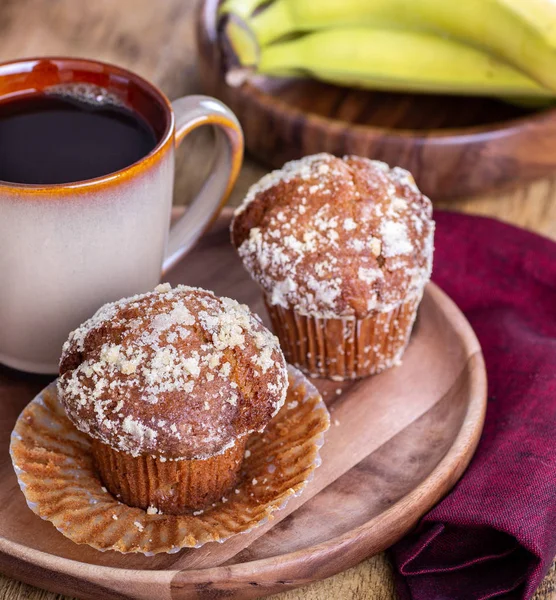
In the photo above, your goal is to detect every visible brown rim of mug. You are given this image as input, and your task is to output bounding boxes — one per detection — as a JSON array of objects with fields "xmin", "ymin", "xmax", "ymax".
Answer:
[{"xmin": 0, "ymin": 56, "xmax": 175, "ymax": 195}]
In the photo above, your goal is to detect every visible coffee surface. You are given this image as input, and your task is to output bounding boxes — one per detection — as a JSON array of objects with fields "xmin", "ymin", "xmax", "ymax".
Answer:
[{"xmin": 0, "ymin": 93, "xmax": 157, "ymax": 184}]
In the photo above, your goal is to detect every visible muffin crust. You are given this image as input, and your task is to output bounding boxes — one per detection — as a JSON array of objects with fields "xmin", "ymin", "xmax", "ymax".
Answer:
[
  {"xmin": 231, "ymin": 153, "xmax": 434, "ymax": 319},
  {"xmin": 58, "ymin": 284, "xmax": 288, "ymax": 460}
]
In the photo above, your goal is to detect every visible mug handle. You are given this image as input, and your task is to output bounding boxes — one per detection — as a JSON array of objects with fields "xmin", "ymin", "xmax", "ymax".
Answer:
[{"xmin": 162, "ymin": 95, "xmax": 244, "ymax": 273}]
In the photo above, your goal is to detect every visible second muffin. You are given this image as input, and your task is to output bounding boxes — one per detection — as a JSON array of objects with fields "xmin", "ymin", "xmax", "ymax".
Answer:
[
  {"xmin": 231, "ymin": 153, "xmax": 434, "ymax": 380},
  {"xmin": 58, "ymin": 284, "xmax": 288, "ymax": 514}
]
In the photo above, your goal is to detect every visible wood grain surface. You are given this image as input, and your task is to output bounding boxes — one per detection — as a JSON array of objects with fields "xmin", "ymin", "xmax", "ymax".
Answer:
[
  {"xmin": 0, "ymin": 1, "xmax": 554, "ymax": 599},
  {"xmin": 0, "ymin": 212, "xmax": 486, "ymax": 600}
]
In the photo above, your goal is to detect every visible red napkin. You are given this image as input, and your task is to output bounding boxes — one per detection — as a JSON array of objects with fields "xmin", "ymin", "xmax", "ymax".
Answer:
[{"xmin": 390, "ymin": 212, "xmax": 556, "ymax": 600}]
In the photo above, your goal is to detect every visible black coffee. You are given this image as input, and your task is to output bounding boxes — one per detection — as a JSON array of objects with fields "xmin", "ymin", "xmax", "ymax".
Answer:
[{"xmin": 0, "ymin": 92, "xmax": 157, "ymax": 184}]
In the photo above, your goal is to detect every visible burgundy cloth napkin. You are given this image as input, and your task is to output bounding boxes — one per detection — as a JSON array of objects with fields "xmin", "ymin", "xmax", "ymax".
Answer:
[{"xmin": 390, "ymin": 211, "xmax": 556, "ymax": 600}]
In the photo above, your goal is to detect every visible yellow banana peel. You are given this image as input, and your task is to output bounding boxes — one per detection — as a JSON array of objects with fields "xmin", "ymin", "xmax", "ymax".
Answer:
[
  {"xmin": 226, "ymin": 26, "xmax": 551, "ymax": 98},
  {"xmin": 221, "ymin": 0, "xmax": 556, "ymax": 92}
]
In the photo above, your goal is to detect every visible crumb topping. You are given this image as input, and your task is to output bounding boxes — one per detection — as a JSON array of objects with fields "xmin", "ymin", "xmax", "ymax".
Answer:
[
  {"xmin": 232, "ymin": 153, "xmax": 434, "ymax": 318},
  {"xmin": 58, "ymin": 285, "xmax": 288, "ymax": 460}
]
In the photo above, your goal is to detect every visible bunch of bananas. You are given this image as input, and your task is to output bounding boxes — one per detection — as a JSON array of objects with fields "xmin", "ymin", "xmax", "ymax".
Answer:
[{"xmin": 218, "ymin": 0, "xmax": 556, "ymax": 99}]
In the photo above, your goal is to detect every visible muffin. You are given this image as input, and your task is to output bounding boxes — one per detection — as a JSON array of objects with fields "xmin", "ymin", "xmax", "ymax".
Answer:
[
  {"xmin": 57, "ymin": 283, "xmax": 288, "ymax": 514},
  {"xmin": 231, "ymin": 153, "xmax": 434, "ymax": 380}
]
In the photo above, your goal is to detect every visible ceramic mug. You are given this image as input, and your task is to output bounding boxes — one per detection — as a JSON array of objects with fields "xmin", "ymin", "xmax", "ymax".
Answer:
[{"xmin": 0, "ymin": 57, "xmax": 243, "ymax": 374}]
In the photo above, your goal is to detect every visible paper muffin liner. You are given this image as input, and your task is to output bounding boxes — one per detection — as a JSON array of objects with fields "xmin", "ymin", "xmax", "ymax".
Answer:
[
  {"xmin": 92, "ymin": 436, "xmax": 247, "ymax": 514},
  {"xmin": 265, "ymin": 293, "xmax": 422, "ymax": 381},
  {"xmin": 10, "ymin": 365, "xmax": 329, "ymax": 554}
]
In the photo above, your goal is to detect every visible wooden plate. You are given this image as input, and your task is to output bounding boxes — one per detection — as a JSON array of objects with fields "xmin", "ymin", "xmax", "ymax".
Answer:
[
  {"xmin": 196, "ymin": 0, "xmax": 556, "ymax": 200},
  {"xmin": 0, "ymin": 209, "xmax": 486, "ymax": 599}
]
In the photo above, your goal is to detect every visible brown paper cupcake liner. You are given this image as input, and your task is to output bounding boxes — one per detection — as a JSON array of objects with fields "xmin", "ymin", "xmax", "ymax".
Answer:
[
  {"xmin": 266, "ymin": 293, "xmax": 422, "ymax": 381},
  {"xmin": 10, "ymin": 365, "xmax": 329, "ymax": 554},
  {"xmin": 92, "ymin": 436, "xmax": 247, "ymax": 514}
]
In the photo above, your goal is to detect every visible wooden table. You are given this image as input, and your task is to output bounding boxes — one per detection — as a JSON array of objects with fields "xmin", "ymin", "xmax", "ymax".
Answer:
[{"xmin": 0, "ymin": 1, "xmax": 554, "ymax": 599}]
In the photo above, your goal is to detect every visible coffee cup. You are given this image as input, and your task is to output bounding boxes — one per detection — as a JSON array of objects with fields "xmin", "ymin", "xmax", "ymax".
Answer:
[{"xmin": 0, "ymin": 57, "xmax": 243, "ymax": 374}]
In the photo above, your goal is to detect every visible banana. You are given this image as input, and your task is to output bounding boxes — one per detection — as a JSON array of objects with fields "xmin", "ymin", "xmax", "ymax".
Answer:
[
  {"xmin": 224, "ymin": 17, "xmax": 260, "ymax": 68},
  {"xmin": 248, "ymin": 27, "xmax": 552, "ymax": 97},
  {"xmin": 226, "ymin": 0, "xmax": 556, "ymax": 92}
]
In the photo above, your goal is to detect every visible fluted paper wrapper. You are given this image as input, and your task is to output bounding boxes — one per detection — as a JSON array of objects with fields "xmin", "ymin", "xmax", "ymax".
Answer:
[
  {"xmin": 266, "ymin": 294, "xmax": 422, "ymax": 381},
  {"xmin": 10, "ymin": 365, "xmax": 329, "ymax": 554},
  {"xmin": 92, "ymin": 436, "xmax": 247, "ymax": 514}
]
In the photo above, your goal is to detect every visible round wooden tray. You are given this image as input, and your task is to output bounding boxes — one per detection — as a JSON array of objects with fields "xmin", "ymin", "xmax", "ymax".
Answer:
[
  {"xmin": 0, "ymin": 210, "xmax": 486, "ymax": 600},
  {"xmin": 196, "ymin": 0, "xmax": 556, "ymax": 200}
]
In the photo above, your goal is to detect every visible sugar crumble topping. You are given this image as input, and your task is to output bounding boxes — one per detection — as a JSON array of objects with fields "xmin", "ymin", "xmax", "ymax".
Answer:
[
  {"xmin": 232, "ymin": 153, "xmax": 434, "ymax": 318},
  {"xmin": 58, "ymin": 285, "xmax": 288, "ymax": 460}
]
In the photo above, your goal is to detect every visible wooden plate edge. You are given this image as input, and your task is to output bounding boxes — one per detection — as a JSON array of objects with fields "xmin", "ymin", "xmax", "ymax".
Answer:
[{"xmin": 0, "ymin": 249, "xmax": 487, "ymax": 600}]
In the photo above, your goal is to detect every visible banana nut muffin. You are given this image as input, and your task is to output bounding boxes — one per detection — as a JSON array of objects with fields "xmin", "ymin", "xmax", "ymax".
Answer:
[
  {"xmin": 231, "ymin": 153, "xmax": 434, "ymax": 380},
  {"xmin": 57, "ymin": 283, "xmax": 288, "ymax": 514}
]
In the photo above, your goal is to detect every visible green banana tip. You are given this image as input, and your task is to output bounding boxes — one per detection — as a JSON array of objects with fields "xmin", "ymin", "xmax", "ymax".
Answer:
[{"xmin": 222, "ymin": 15, "xmax": 260, "ymax": 69}]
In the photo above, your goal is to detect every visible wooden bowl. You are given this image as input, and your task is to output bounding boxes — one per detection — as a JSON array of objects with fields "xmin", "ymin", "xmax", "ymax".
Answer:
[
  {"xmin": 0, "ymin": 210, "xmax": 486, "ymax": 599},
  {"xmin": 196, "ymin": 0, "xmax": 556, "ymax": 200}
]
